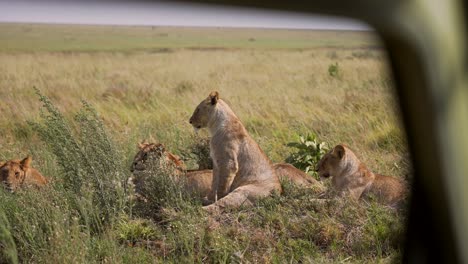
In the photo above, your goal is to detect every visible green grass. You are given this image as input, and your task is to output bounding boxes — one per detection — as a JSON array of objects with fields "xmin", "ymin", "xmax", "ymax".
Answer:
[
  {"xmin": 0, "ymin": 23, "xmax": 407, "ymax": 263},
  {"xmin": 0, "ymin": 23, "xmax": 380, "ymax": 52}
]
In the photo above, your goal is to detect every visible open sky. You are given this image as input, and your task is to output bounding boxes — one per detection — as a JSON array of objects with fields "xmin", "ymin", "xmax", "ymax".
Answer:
[{"xmin": 0, "ymin": 0, "xmax": 369, "ymax": 30}]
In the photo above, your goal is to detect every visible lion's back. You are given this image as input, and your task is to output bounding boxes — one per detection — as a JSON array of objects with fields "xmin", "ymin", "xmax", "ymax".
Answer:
[
  {"xmin": 366, "ymin": 174, "xmax": 407, "ymax": 206},
  {"xmin": 186, "ymin": 170, "xmax": 213, "ymax": 197},
  {"xmin": 273, "ymin": 163, "xmax": 318, "ymax": 186},
  {"xmin": 26, "ymin": 168, "xmax": 48, "ymax": 187}
]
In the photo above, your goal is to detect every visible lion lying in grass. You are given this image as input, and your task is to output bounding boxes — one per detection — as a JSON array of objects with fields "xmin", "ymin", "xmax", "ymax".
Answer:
[
  {"xmin": 130, "ymin": 142, "xmax": 212, "ymax": 199},
  {"xmin": 316, "ymin": 144, "xmax": 407, "ymax": 207},
  {"xmin": 130, "ymin": 141, "xmax": 324, "ymax": 200},
  {"xmin": 131, "ymin": 142, "xmax": 186, "ymax": 175},
  {"xmin": 0, "ymin": 156, "xmax": 48, "ymax": 192}
]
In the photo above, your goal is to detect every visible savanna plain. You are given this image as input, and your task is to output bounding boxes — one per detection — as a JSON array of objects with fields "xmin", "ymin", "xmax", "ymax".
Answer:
[{"xmin": 0, "ymin": 23, "xmax": 410, "ymax": 263}]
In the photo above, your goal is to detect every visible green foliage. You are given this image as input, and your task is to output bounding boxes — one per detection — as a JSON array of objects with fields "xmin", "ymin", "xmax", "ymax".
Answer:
[
  {"xmin": 328, "ymin": 62, "xmax": 341, "ymax": 78},
  {"xmin": 116, "ymin": 216, "xmax": 159, "ymax": 244},
  {"xmin": 0, "ymin": 187, "xmax": 87, "ymax": 262},
  {"xmin": 28, "ymin": 88, "xmax": 128, "ymax": 233},
  {"xmin": 0, "ymin": 208, "xmax": 18, "ymax": 264},
  {"xmin": 0, "ymin": 24, "xmax": 380, "ymax": 52},
  {"xmin": 183, "ymin": 136, "xmax": 213, "ymax": 170},
  {"xmin": 286, "ymin": 133, "xmax": 329, "ymax": 177}
]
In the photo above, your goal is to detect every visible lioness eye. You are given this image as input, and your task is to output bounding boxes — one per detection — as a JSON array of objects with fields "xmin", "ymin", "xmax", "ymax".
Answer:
[
  {"xmin": 15, "ymin": 172, "xmax": 20, "ymax": 177},
  {"xmin": 143, "ymin": 153, "xmax": 148, "ymax": 159}
]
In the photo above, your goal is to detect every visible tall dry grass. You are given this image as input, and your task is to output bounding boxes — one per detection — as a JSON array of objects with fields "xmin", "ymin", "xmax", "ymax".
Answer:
[
  {"xmin": 0, "ymin": 24, "xmax": 409, "ymax": 263},
  {"xmin": 0, "ymin": 48, "xmax": 405, "ymax": 173}
]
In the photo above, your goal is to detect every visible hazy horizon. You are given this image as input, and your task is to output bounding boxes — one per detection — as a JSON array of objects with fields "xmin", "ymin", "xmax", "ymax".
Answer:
[{"xmin": 0, "ymin": 0, "xmax": 370, "ymax": 30}]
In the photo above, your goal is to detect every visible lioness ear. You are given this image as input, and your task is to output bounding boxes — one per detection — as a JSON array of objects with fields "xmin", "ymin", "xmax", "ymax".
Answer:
[
  {"xmin": 209, "ymin": 91, "xmax": 219, "ymax": 105},
  {"xmin": 20, "ymin": 156, "xmax": 32, "ymax": 169},
  {"xmin": 333, "ymin": 145, "xmax": 346, "ymax": 159}
]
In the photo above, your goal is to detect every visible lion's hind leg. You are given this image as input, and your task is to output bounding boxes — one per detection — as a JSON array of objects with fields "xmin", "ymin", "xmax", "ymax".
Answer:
[{"xmin": 202, "ymin": 184, "xmax": 274, "ymax": 213}]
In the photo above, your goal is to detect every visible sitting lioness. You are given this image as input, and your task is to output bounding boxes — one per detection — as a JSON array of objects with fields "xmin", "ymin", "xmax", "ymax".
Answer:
[
  {"xmin": 316, "ymin": 144, "xmax": 407, "ymax": 207},
  {"xmin": 189, "ymin": 91, "xmax": 282, "ymax": 211},
  {"xmin": 131, "ymin": 142, "xmax": 323, "ymax": 198},
  {"xmin": 0, "ymin": 156, "xmax": 48, "ymax": 192}
]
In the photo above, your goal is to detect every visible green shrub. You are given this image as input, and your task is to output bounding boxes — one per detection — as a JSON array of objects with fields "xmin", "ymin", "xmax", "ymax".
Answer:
[
  {"xmin": 0, "ymin": 187, "xmax": 88, "ymax": 262},
  {"xmin": 28, "ymin": 88, "xmax": 128, "ymax": 233},
  {"xmin": 328, "ymin": 62, "xmax": 341, "ymax": 78},
  {"xmin": 183, "ymin": 136, "xmax": 213, "ymax": 170},
  {"xmin": 286, "ymin": 133, "xmax": 329, "ymax": 177},
  {"xmin": 116, "ymin": 216, "xmax": 159, "ymax": 244}
]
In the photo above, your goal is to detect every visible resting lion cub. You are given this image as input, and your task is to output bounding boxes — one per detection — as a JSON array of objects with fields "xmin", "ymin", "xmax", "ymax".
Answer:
[
  {"xmin": 0, "ymin": 156, "xmax": 48, "ymax": 192},
  {"xmin": 130, "ymin": 142, "xmax": 212, "ymax": 198},
  {"xmin": 131, "ymin": 142, "xmax": 186, "ymax": 174},
  {"xmin": 189, "ymin": 91, "xmax": 281, "ymax": 211},
  {"xmin": 316, "ymin": 144, "xmax": 407, "ymax": 207}
]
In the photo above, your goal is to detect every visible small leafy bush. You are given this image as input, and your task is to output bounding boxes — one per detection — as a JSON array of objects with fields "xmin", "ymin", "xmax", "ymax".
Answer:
[
  {"xmin": 286, "ymin": 133, "xmax": 329, "ymax": 177},
  {"xmin": 328, "ymin": 62, "xmax": 340, "ymax": 78},
  {"xmin": 184, "ymin": 136, "xmax": 213, "ymax": 170},
  {"xmin": 116, "ymin": 216, "xmax": 159, "ymax": 244}
]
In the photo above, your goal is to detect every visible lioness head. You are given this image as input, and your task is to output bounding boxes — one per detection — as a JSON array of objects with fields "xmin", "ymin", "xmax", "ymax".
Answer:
[
  {"xmin": 0, "ymin": 156, "xmax": 32, "ymax": 192},
  {"xmin": 316, "ymin": 144, "xmax": 347, "ymax": 180},
  {"xmin": 189, "ymin": 91, "xmax": 219, "ymax": 131},
  {"xmin": 131, "ymin": 142, "xmax": 185, "ymax": 173}
]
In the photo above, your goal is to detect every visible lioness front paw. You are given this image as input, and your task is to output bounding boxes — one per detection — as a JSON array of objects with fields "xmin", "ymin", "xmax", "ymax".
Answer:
[
  {"xmin": 202, "ymin": 204, "xmax": 220, "ymax": 214},
  {"xmin": 202, "ymin": 197, "xmax": 214, "ymax": 206}
]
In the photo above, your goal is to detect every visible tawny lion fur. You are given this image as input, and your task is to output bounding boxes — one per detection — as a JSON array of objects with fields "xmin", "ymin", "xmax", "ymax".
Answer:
[
  {"xmin": 131, "ymin": 142, "xmax": 186, "ymax": 174},
  {"xmin": 130, "ymin": 142, "xmax": 323, "ymax": 199},
  {"xmin": 316, "ymin": 144, "xmax": 407, "ymax": 207},
  {"xmin": 189, "ymin": 91, "xmax": 281, "ymax": 211},
  {"xmin": 0, "ymin": 156, "xmax": 48, "ymax": 192},
  {"xmin": 273, "ymin": 163, "xmax": 321, "ymax": 188}
]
